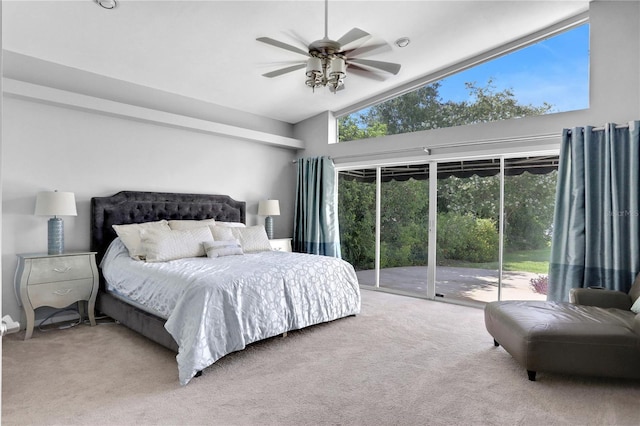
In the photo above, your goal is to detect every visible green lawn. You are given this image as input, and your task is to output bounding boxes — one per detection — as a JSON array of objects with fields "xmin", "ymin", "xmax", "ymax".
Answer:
[{"xmin": 438, "ymin": 248, "xmax": 551, "ymax": 274}]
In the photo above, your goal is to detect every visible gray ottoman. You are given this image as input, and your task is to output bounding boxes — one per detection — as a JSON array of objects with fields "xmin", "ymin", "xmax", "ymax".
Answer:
[{"xmin": 484, "ymin": 300, "xmax": 640, "ymax": 381}]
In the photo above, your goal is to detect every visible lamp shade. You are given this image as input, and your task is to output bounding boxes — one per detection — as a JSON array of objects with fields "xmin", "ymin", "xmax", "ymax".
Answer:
[
  {"xmin": 305, "ymin": 57, "xmax": 322, "ymax": 76},
  {"xmin": 258, "ymin": 199, "xmax": 280, "ymax": 216},
  {"xmin": 35, "ymin": 191, "xmax": 77, "ymax": 217}
]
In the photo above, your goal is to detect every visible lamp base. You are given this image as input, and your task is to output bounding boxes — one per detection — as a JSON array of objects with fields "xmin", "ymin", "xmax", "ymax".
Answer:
[
  {"xmin": 48, "ymin": 217, "xmax": 64, "ymax": 255},
  {"xmin": 265, "ymin": 216, "xmax": 274, "ymax": 240}
]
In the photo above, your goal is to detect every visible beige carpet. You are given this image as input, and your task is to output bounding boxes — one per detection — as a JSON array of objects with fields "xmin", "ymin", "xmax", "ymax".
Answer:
[{"xmin": 3, "ymin": 289, "xmax": 640, "ymax": 425}]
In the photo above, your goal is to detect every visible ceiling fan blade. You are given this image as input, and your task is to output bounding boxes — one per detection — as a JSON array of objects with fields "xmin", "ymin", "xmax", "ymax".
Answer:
[
  {"xmin": 336, "ymin": 28, "xmax": 371, "ymax": 48},
  {"xmin": 345, "ymin": 42, "xmax": 392, "ymax": 58},
  {"xmin": 349, "ymin": 58, "xmax": 401, "ymax": 75},
  {"xmin": 347, "ymin": 64, "xmax": 387, "ymax": 81},
  {"xmin": 262, "ymin": 63, "xmax": 306, "ymax": 78},
  {"xmin": 287, "ymin": 30, "xmax": 311, "ymax": 49},
  {"xmin": 256, "ymin": 37, "xmax": 310, "ymax": 57}
]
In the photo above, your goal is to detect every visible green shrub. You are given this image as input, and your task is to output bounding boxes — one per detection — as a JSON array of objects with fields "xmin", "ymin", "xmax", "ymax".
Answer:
[{"xmin": 437, "ymin": 212, "xmax": 499, "ymax": 263}]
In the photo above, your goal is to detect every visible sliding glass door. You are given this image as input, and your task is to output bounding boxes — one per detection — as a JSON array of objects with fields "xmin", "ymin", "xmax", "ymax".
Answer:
[
  {"xmin": 435, "ymin": 160, "xmax": 501, "ymax": 303},
  {"xmin": 337, "ymin": 155, "xmax": 558, "ymax": 305},
  {"xmin": 500, "ymin": 157, "xmax": 558, "ymax": 301},
  {"xmin": 338, "ymin": 169, "xmax": 376, "ymax": 286},
  {"xmin": 378, "ymin": 165, "xmax": 429, "ymax": 296}
]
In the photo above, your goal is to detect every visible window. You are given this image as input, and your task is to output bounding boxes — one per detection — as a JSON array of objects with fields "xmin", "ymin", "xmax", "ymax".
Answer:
[{"xmin": 338, "ymin": 24, "xmax": 589, "ymax": 142}]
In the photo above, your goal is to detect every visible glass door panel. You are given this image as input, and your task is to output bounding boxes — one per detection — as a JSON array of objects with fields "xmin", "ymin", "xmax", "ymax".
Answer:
[
  {"xmin": 378, "ymin": 165, "xmax": 429, "ymax": 295},
  {"xmin": 435, "ymin": 159, "xmax": 501, "ymax": 303},
  {"xmin": 500, "ymin": 156, "xmax": 558, "ymax": 301},
  {"xmin": 338, "ymin": 169, "xmax": 377, "ymax": 286}
]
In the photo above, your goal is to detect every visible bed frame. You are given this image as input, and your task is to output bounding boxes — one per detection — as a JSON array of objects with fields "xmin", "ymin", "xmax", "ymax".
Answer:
[{"xmin": 90, "ymin": 191, "xmax": 246, "ymax": 352}]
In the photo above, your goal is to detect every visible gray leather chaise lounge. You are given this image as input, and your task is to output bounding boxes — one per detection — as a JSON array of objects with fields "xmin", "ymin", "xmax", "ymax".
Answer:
[{"xmin": 485, "ymin": 274, "xmax": 640, "ymax": 381}]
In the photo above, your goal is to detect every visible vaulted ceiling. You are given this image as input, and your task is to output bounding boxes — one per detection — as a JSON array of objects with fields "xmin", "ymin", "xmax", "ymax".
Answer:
[{"xmin": 2, "ymin": 1, "xmax": 589, "ymax": 124}]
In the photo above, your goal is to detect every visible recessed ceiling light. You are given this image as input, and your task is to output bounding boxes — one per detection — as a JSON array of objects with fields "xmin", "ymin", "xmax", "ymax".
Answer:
[
  {"xmin": 395, "ymin": 37, "xmax": 411, "ymax": 48},
  {"xmin": 96, "ymin": 0, "xmax": 117, "ymax": 9}
]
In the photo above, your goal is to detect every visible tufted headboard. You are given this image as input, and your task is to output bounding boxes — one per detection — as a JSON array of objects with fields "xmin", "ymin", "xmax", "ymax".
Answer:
[{"xmin": 90, "ymin": 191, "xmax": 246, "ymax": 268}]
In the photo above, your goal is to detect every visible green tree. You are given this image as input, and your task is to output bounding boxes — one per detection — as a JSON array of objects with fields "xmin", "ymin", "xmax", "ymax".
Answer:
[
  {"xmin": 442, "ymin": 80, "xmax": 553, "ymax": 126},
  {"xmin": 339, "ymin": 78, "xmax": 554, "ymax": 140},
  {"xmin": 338, "ymin": 115, "xmax": 387, "ymax": 142},
  {"xmin": 362, "ymin": 84, "xmax": 446, "ymax": 135},
  {"xmin": 380, "ymin": 178, "xmax": 429, "ymax": 267},
  {"xmin": 338, "ymin": 176, "xmax": 376, "ymax": 270}
]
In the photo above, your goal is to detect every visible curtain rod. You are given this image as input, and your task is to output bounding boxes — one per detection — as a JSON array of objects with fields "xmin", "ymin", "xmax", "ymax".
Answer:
[{"xmin": 567, "ymin": 123, "xmax": 630, "ymax": 134}]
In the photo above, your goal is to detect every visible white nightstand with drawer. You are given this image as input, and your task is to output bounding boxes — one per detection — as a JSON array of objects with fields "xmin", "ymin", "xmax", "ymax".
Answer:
[
  {"xmin": 15, "ymin": 252, "xmax": 99, "ymax": 340},
  {"xmin": 269, "ymin": 238, "xmax": 292, "ymax": 252}
]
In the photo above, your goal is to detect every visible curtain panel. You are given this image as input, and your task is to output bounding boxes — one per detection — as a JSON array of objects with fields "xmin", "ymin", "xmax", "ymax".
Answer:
[
  {"xmin": 548, "ymin": 121, "xmax": 640, "ymax": 301},
  {"xmin": 293, "ymin": 156, "xmax": 341, "ymax": 257}
]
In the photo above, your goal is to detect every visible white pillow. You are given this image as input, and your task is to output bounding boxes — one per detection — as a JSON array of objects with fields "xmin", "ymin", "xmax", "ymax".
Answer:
[
  {"xmin": 209, "ymin": 225, "xmax": 235, "ymax": 241},
  {"xmin": 112, "ymin": 220, "xmax": 171, "ymax": 260},
  {"xmin": 168, "ymin": 218, "xmax": 216, "ymax": 230},
  {"xmin": 216, "ymin": 221, "xmax": 246, "ymax": 228},
  {"xmin": 231, "ymin": 226, "xmax": 273, "ymax": 253},
  {"xmin": 203, "ymin": 240, "xmax": 244, "ymax": 258},
  {"xmin": 631, "ymin": 297, "xmax": 640, "ymax": 314},
  {"xmin": 140, "ymin": 227, "xmax": 213, "ymax": 262}
]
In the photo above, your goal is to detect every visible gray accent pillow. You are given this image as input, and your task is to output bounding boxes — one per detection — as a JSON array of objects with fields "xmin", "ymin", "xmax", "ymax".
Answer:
[{"xmin": 203, "ymin": 240, "xmax": 244, "ymax": 258}]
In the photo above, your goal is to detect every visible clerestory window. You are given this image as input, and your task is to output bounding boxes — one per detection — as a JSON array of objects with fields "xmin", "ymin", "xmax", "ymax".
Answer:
[{"xmin": 338, "ymin": 24, "xmax": 589, "ymax": 142}]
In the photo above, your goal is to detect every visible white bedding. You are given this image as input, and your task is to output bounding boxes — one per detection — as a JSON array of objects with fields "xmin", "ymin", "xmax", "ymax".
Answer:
[{"xmin": 101, "ymin": 238, "xmax": 361, "ymax": 385}]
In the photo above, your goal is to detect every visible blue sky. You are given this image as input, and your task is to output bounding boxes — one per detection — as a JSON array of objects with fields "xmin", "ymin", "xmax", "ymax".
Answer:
[{"xmin": 436, "ymin": 24, "xmax": 590, "ymax": 113}]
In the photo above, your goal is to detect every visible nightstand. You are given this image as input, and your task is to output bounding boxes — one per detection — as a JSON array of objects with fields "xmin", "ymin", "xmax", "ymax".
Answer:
[
  {"xmin": 15, "ymin": 252, "xmax": 99, "ymax": 340},
  {"xmin": 269, "ymin": 238, "xmax": 292, "ymax": 252}
]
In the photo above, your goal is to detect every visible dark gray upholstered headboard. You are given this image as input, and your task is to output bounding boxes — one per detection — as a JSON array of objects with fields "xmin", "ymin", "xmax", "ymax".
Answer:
[{"xmin": 90, "ymin": 191, "xmax": 246, "ymax": 267}]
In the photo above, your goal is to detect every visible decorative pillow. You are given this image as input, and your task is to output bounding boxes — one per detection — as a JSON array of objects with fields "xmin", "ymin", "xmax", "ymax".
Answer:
[
  {"xmin": 203, "ymin": 240, "xmax": 244, "ymax": 258},
  {"xmin": 112, "ymin": 220, "xmax": 171, "ymax": 260},
  {"xmin": 140, "ymin": 227, "xmax": 213, "ymax": 262},
  {"xmin": 631, "ymin": 297, "xmax": 640, "ymax": 314},
  {"xmin": 231, "ymin": 226, "xmax": 272, "ymax": 253},
  {"xmin": 168, "ymin": 218, "xmax": 217, "ymax": 230},
  {"xmin": 628, "ymin": 272, "xmax": 640, "ymax": 305},
  {"xmin": 216, "ymin": 221, "xmax": 246, "ymax": 228},
  {"xmin": 209, "ymin": 225, "xmax": 235, "ymax": 241}
]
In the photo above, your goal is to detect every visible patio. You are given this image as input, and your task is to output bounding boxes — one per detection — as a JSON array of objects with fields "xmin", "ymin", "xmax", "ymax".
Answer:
[{"xmin": 356, "ymin": 266, "xmax": 547, "ymax": 303}]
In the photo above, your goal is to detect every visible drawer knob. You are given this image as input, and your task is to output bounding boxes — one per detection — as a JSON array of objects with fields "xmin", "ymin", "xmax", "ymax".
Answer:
[
  {"xmin": 53, "ymin": 288, "xmax": 73, "ymax": 296},
  {"xmin": 53, "ymin": 266, "xmax": 72, "ymax": 273}
]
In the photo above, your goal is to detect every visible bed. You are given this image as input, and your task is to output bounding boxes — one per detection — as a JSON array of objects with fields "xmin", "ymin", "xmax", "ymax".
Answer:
[{"xmin": 90, "ymin": 191, "xmax": 361, "ymax": 385}]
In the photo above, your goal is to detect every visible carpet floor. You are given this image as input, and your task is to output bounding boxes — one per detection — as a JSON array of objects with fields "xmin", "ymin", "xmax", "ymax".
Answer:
[{"xmin": 3, "ymin": 289, "xmax": 640, "ymax": 425}]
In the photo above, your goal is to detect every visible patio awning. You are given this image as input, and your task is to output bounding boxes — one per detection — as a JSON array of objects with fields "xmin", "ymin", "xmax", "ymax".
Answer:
[{"xmin": 339, "ymin": 156, "xmax": 559, "ymax": 182}]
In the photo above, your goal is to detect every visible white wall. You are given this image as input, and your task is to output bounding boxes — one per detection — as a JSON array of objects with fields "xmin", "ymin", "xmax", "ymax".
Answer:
[
  {"xmin": 297, "ymin": 1, "xmax": 640, "ymax": 164},
  {"xmin": 1, "ymin": 96, "xmax": 297, "ymax": 324}
]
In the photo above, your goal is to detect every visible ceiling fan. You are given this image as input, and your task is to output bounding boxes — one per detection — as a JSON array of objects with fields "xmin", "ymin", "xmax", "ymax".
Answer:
[{"xmin": 257, "ymin": 0, "xmax": 402, "ymax": 93}]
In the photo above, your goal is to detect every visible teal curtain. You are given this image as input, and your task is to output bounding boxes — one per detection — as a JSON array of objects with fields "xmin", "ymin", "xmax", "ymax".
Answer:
[
  {"xmin": 548, "ymin": 121, "xmax": 640, "ymax": 301},
  {"xmin": 293, "ymin": 156, "xmax": 341, "ymax": 257}
]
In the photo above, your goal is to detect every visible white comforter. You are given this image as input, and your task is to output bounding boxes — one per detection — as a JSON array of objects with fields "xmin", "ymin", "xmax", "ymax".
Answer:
[{"xmin": 101, "ymin": 239, "xmax": 361, "ymax": 385}]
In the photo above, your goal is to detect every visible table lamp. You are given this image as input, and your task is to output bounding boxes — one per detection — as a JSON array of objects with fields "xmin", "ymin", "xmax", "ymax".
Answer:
[
  {"xmin": 35, "ymin": 191, "xmax": 77, "ymax": 254},
  {"xmin": 258, "ymin": 199, "xmax": 280, "ymax": 239}
]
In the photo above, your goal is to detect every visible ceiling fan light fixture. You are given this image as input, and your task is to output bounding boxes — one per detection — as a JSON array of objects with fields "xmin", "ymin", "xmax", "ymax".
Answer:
[
  {"xmin": 306, "ymin": 57, "xmax": 323, "ymax": 76},
  {"xmin": 305, "ymin": 57, "xmax": 323, "ymax": 90},
  {"xmin": 330, "ymin": 57, "xmax": 346, "ymax": 76},
  {"xmin": 328, "ymin": 57, "xmax": 346, "ymax": 93}
]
